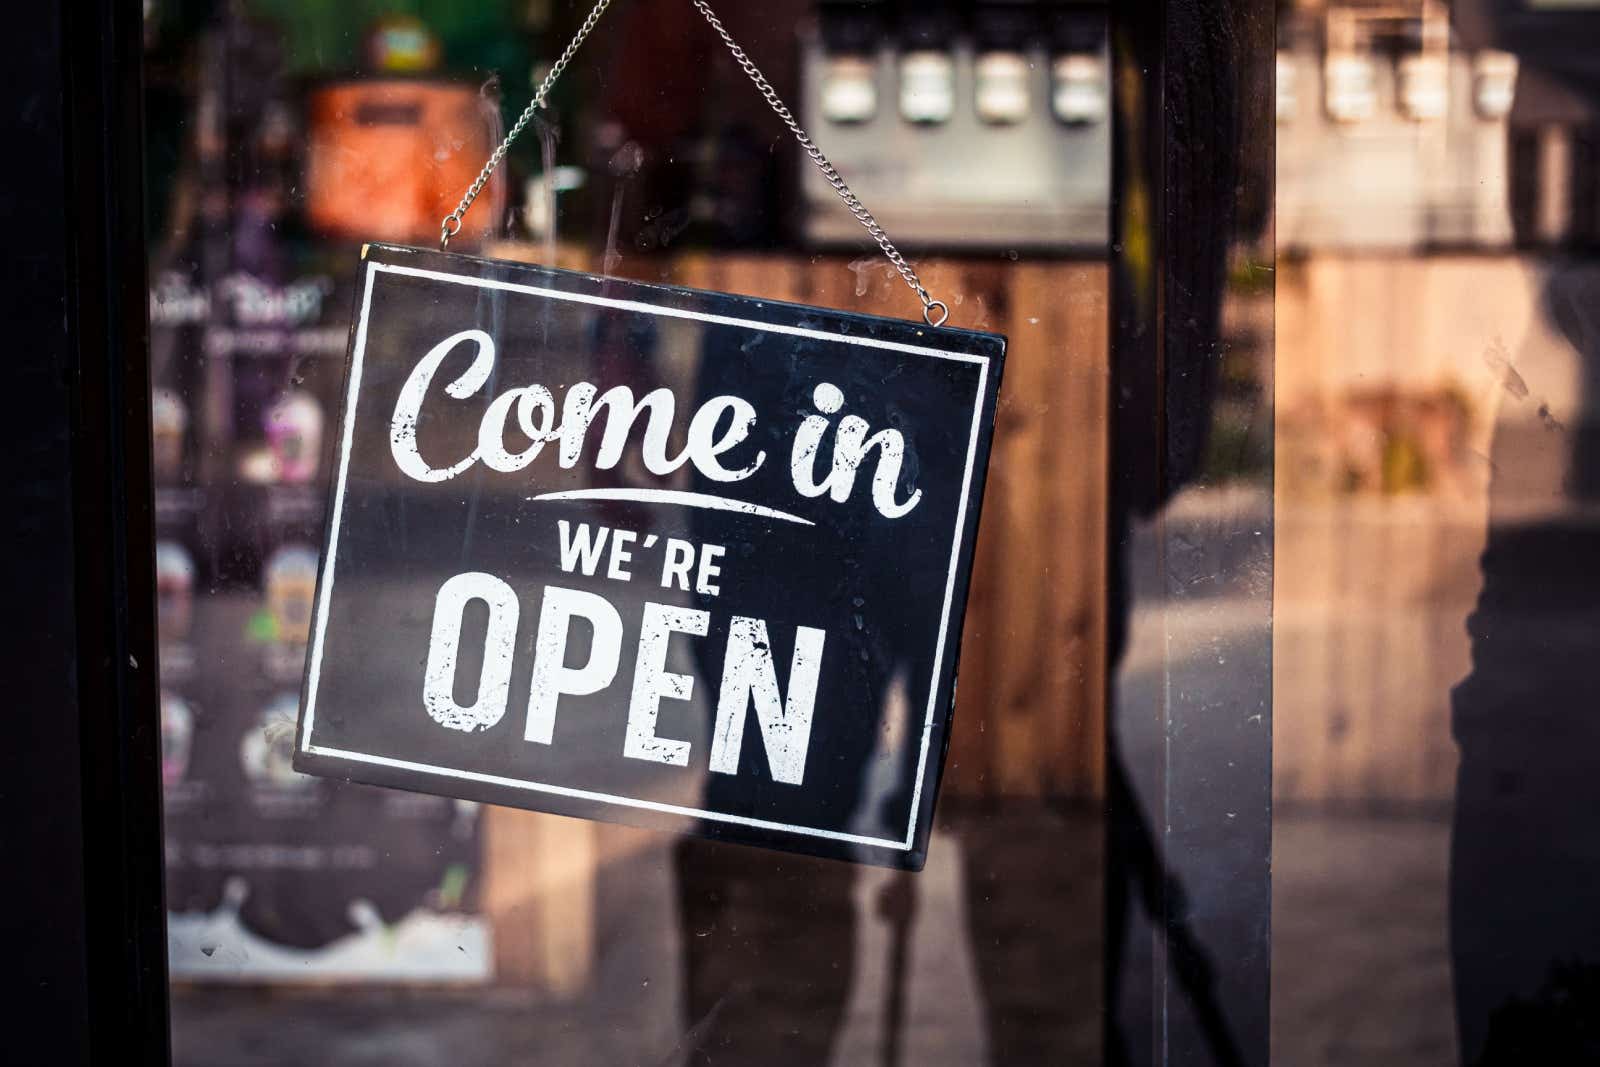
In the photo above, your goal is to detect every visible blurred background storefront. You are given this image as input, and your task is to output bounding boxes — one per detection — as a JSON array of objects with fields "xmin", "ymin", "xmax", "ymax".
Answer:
[
  {"xmin": 1271, "ymin": 3, "xmax": 1600, "ymax": 1065},
  {"xmin": 136, "ymin": 0, "xmax": 1598, "ymax": 1064}
]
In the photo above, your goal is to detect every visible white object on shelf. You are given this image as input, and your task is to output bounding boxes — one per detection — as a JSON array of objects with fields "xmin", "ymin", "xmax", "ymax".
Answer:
[
  {"xmin": 1473, "ymin": 50, "xmax": 1517, "ymax": 121},
  {"xmin": 974, "ymin": 51, "xmax": 1030, "ymax": 126},
  {"xmin": 1277, "ymin": 53, "xmax": 1297, "ymax": 124},
  {"xmin": 900, "ymin": 50, "xmax": 955, "ymax": 125},
  {"xmin": 1051, "ymin": 52, "xmax": 1107, "ymax": 125},
  {"xmin": 1325, "ymin": 52, "xmax": 1378, "ymax": 124},
  {"xmin": 1398, "ymin": 53, "xmax": 1449, "ymax": 121},
  {"xmin": 821, "ymin": 54, "xmax": 878, "ymax": 124}
]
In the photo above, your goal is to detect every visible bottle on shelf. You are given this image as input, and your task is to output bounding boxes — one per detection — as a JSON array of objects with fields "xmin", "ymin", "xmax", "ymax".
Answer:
[
  {"xmin": 974, "ymin": 2, "xmax": 1036, "ymax": 126},
  {"xmin": 1047, "ymin": 2, "xmax": 1107, "ymax": 126},
  {"xmin": 818, "ymin": 1, "xmax": 884, "ymax": 125},
  {"xmin": 898, "ymin": 4, "xmax": 958, "ymax": 125}
]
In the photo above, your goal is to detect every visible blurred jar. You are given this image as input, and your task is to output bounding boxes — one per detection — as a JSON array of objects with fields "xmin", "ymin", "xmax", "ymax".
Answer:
[
  {"xmin": 1473, "ymin": 50, "xmax": 1518, "ymax": 120},
  {"xmin": 1051, "ymin": 52, "xmax": 1106, "ymax": 125},
  {"xmin": 265, "ymin": 391, "xmax": 323, "ymax": 486},
  {"xmin": 264, "ymin": 544, "xmax": 318, "ymax": 646},
  {"xmin": 975, "ymin": 51, "xmax": 1031, "ymax": 125},
  {"xmin": 160, "ymin": 691, "xmax": 194, "ymax": 788},
  {"xmin": 900, "ymin": 51, "xmax": 956, "ymax": 124},
  {"xmin": 820, "ymin": 54, "xmax": 879, "ymax": 124},
  {"xmin": 155, "ymin": 540, "xmax": 195, "ymax": 643},
  {"xmin": 1398, "ymin": 52, "xmax": 1449, "ymax": 121},
  {"xmin": 1277, "ymin": 53, "xmax": 1298, "ymax": 123},
  {"xmin": 1325, "ymin": 51, "xmax": 1378, "ymax": 123},
  {"xmin": 151, "ymin": 387, "xmax": 188, "ymax": 483}
]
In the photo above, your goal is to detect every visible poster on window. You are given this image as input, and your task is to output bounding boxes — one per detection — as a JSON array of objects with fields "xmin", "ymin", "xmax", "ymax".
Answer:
[{"xmin": 154, "ymin": 260, "xmax": 491, "ymax": 982}]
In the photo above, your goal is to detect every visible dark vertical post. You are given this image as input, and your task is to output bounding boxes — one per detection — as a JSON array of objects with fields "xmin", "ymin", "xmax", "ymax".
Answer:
[
  {"xmin": 1106, "ymin": 0, "xmax": 1275, "ymax": 1065},
  {"xmin": 1, "ymin": 0, "xmax": 169, "ymax": 1063}
]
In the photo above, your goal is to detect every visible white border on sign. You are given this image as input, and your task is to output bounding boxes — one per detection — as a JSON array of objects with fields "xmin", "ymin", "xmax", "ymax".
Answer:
[{"xmin": 301, "ymin": 259, "xmax": 993, "ymax": 853}]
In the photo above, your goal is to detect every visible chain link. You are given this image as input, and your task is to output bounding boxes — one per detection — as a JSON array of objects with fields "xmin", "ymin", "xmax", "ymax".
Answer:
[
  {"xmin": 687, "ymin": 0, "xmax": 945, "ymax": 326},
  {"xmin": 441, "ymin": 0, "xmax": 949, "ymax": 328},
  {"xmin": 441, "ymin": 0, "xmax": 615, "ymax": 252}
]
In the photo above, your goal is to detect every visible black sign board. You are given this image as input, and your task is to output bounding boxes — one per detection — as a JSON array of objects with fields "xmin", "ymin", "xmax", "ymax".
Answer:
[{"xmin": 294, "ymin": 244, "xmax": 1005, "ymax": 869}]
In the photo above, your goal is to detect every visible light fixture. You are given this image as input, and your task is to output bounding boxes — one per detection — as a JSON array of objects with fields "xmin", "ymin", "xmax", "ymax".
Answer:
[
  {"xmin": 1277, "ymin": 53, "xmax": 1297, "ymax": 123},
  {"xmin": 1324, "ymin": 51, "xmax": 1378, "ymax": 124},
  {"xmin": 1398, "ymin": 52, "xmax": 1448, "ymax": 121},
  {"xmin": 1473, "ymin": 50, "xmax": 1517, "ymax": 120},
  {"xmin": 821, "ymin": 54, "xmax": 878, "ymax": 124},
  {"xmin": 1051, "ymin": 52, "xmax": 1106, "ymax": 125},
  {"xmin": 975, "ymin": 51, "xmax": 1030, "ymax": 125},
  {"xmin": 900, "ymin": 50, "xmax": 956, "ymax": 125}
]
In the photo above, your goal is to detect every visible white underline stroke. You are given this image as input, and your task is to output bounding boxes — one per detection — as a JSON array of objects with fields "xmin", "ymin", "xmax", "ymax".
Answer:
[{"xmin": 528, "ymin": 488, "xmax": 815, "ymax": 526}]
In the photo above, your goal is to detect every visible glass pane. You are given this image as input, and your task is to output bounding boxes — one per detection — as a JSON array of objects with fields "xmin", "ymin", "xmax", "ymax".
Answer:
[
  {"xmin": 1272, "ymin": 2, "xmax": 1600, "ymax": 1065},
  {"xmin": 142, "ymin": 2, "xmax": 1128, "ymax": 1063}
]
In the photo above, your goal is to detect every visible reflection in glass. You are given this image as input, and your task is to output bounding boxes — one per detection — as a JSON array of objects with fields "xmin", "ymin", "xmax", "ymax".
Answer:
[{"xmin": 1273, "ymin": 1, "xmax": 1600, "ymax": 1065}]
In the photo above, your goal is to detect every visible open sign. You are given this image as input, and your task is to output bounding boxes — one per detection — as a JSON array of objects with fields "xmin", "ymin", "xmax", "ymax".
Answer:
[{"xmin": 294, "ymin": 244, "xmax": 1004, "ymax": 869}]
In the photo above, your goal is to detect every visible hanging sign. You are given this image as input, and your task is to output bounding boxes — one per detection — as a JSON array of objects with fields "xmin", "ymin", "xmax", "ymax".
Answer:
[{"xmin": 294, "ymin": 244, "xmax": 1005, "ymax": 869}]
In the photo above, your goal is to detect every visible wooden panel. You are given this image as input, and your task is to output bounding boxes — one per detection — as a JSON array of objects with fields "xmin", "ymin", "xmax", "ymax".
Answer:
[
  {"xmin": 1272, "ymin": 504, "xmax": 1342, "ymax": 804},
  {"xmin": 716, "ymin": 253, "xmax": 806, "ymax": 304},
  {"xmin": 978, "ymin": 262, "xmax": 1109, "ymax": 799},
  {"xmin": 1275, "ymin": 497, "xmax": 1480, "ymax": 811},
  {"xmin": 482, "ymin": 807, "xmax": 596, "ymax": 993},
  {"xmin": 738, "ymin": 254, "xmax": 1111, "ymax": 800},
  {"xmin": 1272, "ymin": 255, "xmax": 1527, "ymax": 811},
  {"xmin": 1059, "ymin": 265, "xmax": 1110, "ymax": 799},
  {"xmin": 464, "ymin": 246, "xmax": 1115, "ymax": 990}
]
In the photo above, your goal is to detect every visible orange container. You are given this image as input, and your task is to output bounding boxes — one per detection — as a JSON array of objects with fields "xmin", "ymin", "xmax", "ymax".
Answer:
[{"xmin": 305, "ymin": 78, "xmax": 503, "ymax": 246}]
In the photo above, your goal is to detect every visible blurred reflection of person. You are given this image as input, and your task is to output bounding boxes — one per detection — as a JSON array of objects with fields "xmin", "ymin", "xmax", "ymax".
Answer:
[
  {"xmin": 1451, "ymin": 4, "xmax": 1600, "ymax": 1063},
  {"xmin": 670, "ymin": 343, "xmax": 927, "ymax": 1065},
  {"xmin": 581, "ymin": 4, "xmax": 913, "ymax": 1060},
  {"xmin": 598, "ymin": 2, "xmax": 1265, "ymax": 1062},
  {"xmin": 666, "ymin": 5, "xmax": 1265, "ymax": 1061}
]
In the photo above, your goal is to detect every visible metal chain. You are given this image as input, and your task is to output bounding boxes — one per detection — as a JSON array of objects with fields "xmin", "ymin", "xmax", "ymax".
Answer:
[
  {"xmin": 440, "ymin": 0, "xmax": 615, "ymax": 251},
  {"xmin": 688, "ymin": 0, "xmax": 947, "ymax": 327},
  {"xmin": 441, "ymin": 0, "xmax": 950, "ymax": 328}
]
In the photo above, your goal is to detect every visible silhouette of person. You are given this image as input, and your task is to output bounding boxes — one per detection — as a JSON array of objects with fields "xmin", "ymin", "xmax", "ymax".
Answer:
[
  {"xmin": 670, "ymin": 320, "xmax": 934, "ymax": 1065},
  {"xmin": 601, "ymin": 3, "xmax": 1266, "ymax": 1062},
  {"xmin": 663, "ymin": 14, "xmax": 1264, "ymax": 1063},
  {"xmin": 1451, "ymin": 268, "xmax": 1600, "ymax": 1065},
  {"xmin": 1448, "ymin": 5, "xmax": 1600, "ymax": 1064}
]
